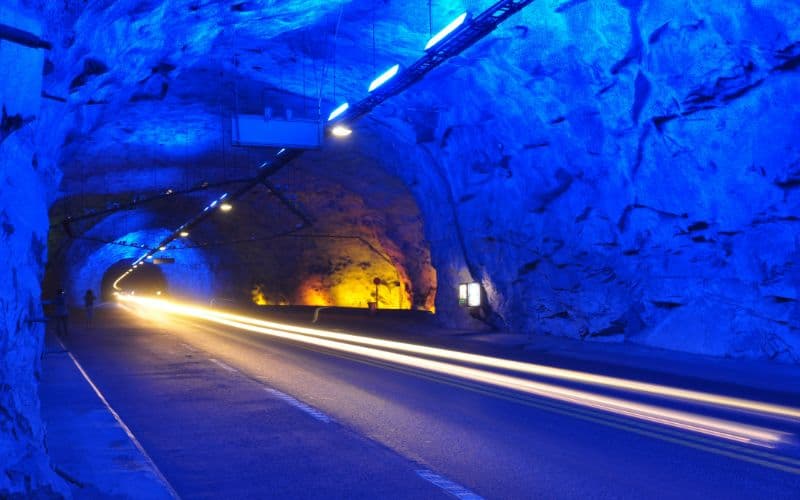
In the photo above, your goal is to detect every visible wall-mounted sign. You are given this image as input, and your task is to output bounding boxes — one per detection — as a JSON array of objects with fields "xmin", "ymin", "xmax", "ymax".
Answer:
[
  {"xmin": 152, "ymin": 257, "xmax": 175, "ymax": 264},
  {"xmin": 458, "ymin": 282, "xmax": 481, "ymax": 308}
]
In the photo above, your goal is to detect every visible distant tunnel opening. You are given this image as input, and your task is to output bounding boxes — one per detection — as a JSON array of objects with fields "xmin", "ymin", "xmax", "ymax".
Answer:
[{"xmin": 101, "ymin": 260, "xmax": 168, "ymax": 300}]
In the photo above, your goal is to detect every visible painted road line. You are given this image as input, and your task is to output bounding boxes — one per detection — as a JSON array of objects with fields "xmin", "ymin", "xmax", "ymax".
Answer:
[
  {"xmin": 170, "ymin": 314, "xmax": 800, "ymax": 473},
  {"xmin": 208, "ymin": 358, "xmax": 239, "ymax": 374},
  {"xmin": 264, "ymin": 388, "xmax": 333, "ymax": 423},
  {"xmin": 119, "ymin": 303, "xmax": 800, "ymax": 474},
  {"xmin": 282, "ymin": 342, "xmax": 800, "ymax": 475},
  {"xmin": 122, "ymin": 298, "xmax": 788, "ymax": 447},
  {"xmin": 416, "ymin": 469, "xmax": 483, "ymax": 499},
  {"xmin": 58, "ymin": 338, "xmax": 181, "ymax": 499},
  {"xmin": 137, "ymin": 296, "xmax": 800, "ymax": 420}
]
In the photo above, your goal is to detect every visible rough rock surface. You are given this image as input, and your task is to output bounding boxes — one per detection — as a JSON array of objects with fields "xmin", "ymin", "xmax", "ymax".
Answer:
[
  {"xmin": 30, "ymin": 0, "xmax": 800, "ymax": 359},
  {"xmin": 3, "ymin": 0, "xmax": 800, "ymax": 494},
  {"xmin": 1, "ymin": 2, "xmax": 69, "ymax": 496}
]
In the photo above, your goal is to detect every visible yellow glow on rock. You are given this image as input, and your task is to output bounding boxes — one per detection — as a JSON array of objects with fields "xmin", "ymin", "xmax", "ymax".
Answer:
[
  {"xmin": 251, "ymin": 285, "xmax": 268, "ymax": 306},
  {"xmin": 296, "ymin": 276, "xmax": 333, "ymax": 306}
]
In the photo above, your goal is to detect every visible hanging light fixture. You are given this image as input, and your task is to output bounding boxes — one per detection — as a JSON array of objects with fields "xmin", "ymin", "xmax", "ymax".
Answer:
[
  {"xmin": 328, "ymin": 102, "xmax": 349, "ymax": 121},
  {"xmin": 425, "ymin": 12, "xmax": 469, "ymax": 50},
  {"xmin": 368, "ymin": 64, "xmax": 400, "ymax": 92},
  {"xmin": 331, "ymin": 125, "xmax": 353, "ymax": 137}
]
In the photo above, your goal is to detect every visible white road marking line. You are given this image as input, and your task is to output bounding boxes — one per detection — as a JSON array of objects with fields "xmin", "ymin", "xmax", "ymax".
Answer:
[
  {"xmin": 208, "ymin": 358, "xmax": 239, "ymax": 374},
  {"xmin": 57, "ymin": 339, "xmax": 181, "ymax": 500},
  {"xmin": 415, "ymin": 469, "xmax": 483, "ymax": 499},
  {"xmin": 264, "ymin": 388, "xmax": 332, "ymax": 423}
]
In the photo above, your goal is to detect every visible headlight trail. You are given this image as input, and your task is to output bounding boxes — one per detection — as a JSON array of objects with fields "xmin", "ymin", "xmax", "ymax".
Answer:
[
  {"xmin": 117, "ymin": 295, "xmax": 800, "ymax": 421},
  {"xmin": 117, "ymin": 295, "xmax": 793, "ymax": 447}
]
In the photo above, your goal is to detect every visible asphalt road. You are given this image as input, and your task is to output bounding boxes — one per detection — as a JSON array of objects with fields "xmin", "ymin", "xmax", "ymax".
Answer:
[{"xmin": 63, "ymin": 305, "xmax": 800, "ymax": 499}]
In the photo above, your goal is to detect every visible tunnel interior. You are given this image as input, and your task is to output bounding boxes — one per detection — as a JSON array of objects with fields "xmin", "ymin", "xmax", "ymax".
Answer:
[
  {"xmin": 2, "ymin": 0, "xmax": 800, "ymax": 495},
  {"xmin": 3, "ymin": 0, "xmax": 799, "ymax": 367},
  {"xmin": 100, "ymin": 260, "xmax": 167, "ymax": 300}
]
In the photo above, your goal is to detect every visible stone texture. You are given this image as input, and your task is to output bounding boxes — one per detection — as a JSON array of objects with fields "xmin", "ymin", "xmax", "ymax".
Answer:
[
  {"xmin": 3, "ymin": 0, "xmax": 800, "ymax": 492},
  {"xmin": 1, "ymin": 3, "xmax": 68, "ymax": 495},
  {"xmin": 28, "ymin": 0, "xmax": 800, "ymax": 360}
]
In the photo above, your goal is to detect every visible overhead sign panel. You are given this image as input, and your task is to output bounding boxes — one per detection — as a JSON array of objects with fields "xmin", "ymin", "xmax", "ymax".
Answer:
[{"xmin": 232, "ymin": 114, "xmax": 322, "ymax": 149}]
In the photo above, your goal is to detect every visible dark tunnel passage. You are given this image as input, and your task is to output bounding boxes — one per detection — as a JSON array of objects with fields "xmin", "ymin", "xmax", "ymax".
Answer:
[
  {"xmin": 3, "ymin": 0, "xmax": 800, "ymax": 496},
  {"xmin": 101, "ymin": 260, "xmax": 168, "ymax": 300}
]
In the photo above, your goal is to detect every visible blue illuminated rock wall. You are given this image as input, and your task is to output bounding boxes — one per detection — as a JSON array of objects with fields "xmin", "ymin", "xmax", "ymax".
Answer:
[
  {"xmin": 25, "ymin": 0, "xmax": 800, "ymax": 371},
  {"xmin": 0, "ymin": 3, "xmax": 68, "ymax": 496},
  {"xmin": 377, "ymin": 0, "xmax": 800, "ymax": 361}
]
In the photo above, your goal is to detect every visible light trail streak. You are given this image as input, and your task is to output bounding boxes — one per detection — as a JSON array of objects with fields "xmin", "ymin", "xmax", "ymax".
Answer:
[
  {"xmin": 117, "ymin": 295, "xmax": 794, "ymax": 447},
  {"xmin": 226, "ymin": 313, "xmax": 800, "ymax": 420},
  {"xmin": 122, "ymin": 296, "xmax": 800, "ymax": 421}
]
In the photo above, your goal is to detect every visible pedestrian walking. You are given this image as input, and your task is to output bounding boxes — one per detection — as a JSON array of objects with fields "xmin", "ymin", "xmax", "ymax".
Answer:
[{"xmin": 84, "ymin": 289, "xmax": 96, "ymax": 326}]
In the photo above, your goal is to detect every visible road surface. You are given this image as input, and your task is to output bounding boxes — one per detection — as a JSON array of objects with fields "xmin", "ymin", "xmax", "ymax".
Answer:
[{"xmin": 60, "ymin": 302, "xmax": 800, "ymax": 499}]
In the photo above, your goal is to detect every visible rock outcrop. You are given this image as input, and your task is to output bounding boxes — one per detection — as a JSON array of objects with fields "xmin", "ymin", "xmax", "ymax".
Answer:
[
  {"xmin": 1, "ymin": 3, "xmax": 68, "ymax": 496},
  {"xmin": 33, "ymin": 0, "xmax": 800, "ymax": 360}
]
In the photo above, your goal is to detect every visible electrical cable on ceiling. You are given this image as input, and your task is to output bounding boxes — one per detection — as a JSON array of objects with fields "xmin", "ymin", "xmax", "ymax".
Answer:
[
  {"xmin": 318, "ymin": 5, "xmax": 344, "ymax": 110},
  {"xmin": 429, "ymin": 0, "xmax": 433, "ymax": 37},
  {"xmin": 302, "ymin": 27, "xmax": 307, "ymax": 116}
]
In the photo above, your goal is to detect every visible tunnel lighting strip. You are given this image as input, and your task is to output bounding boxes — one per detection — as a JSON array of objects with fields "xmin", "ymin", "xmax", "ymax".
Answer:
[
  {"xmin": 368, "ymin": 64, "xmax": 400, "ymax": 92},
  {"xmin": 117, "ymin": 295, "xmax": 793, "ymax": 447},
  {"xmin": 425, "ymin": 12, "xmax": 469, "ymax": 50},
  {"xmin": 114, "ymin": 191, "xmax": 234, "ymax": 289},
  {"xmin": 113, "ymin": 0, "xmax": 535, "ymax": 289},
  {"xmin": 328, "ymin": 0, "xmax": 536, "ymax": 127},
  {"xmin": 327, "ymin": 102, "xmax": 349, "ymax": 121}
]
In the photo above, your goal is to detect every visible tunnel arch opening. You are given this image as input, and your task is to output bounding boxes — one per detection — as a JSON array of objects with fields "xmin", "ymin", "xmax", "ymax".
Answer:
[{"xmin": 101, "ymin": 260, "xmax": 168, "ymax": 300}]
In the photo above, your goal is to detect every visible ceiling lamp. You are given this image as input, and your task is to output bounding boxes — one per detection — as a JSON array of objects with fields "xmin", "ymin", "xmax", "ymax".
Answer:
[
  {"xmin": 328, "ymin": 102, "xmax": 349, "ymax": 121},
  {"xmin": 368, "ymin": 64, "xmax": 400, "ymax": 92},
  {"xmin": 425, "ymin": 12, "xmax": 469, "ymax": 50},
  {"xmin": 331, "ymin": 125, "xmax": 352, "ymax": 137}
]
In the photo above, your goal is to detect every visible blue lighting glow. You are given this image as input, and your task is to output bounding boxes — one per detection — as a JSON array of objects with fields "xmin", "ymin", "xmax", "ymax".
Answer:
[
  {"xmin": 425, "ymin": 12, "xmax": 468, "ymax": 50},
  {"xmin": 368, "ymin": 64, "xmax": 400, "ymax": 92},
  {"xmin": 328, "ymin": 102, "xmax": 349, "ymax": 121}
]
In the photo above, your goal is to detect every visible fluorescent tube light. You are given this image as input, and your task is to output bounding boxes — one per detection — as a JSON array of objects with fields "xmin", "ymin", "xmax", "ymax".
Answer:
[
  {"xmin": 425, "ymin": 12, "xmax": 468, "ymax": 50},
  {"xmin": 368, "ymin": 64, "xmax": 400, "ymax": 92}
]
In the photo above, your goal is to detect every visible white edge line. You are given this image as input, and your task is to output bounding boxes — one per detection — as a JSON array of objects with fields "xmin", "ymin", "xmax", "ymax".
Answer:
[
  {"xmin": 264, "ymin": 388, "xmax": 332, "ymax": 423},
  {"xmin": 208, "ymin": 358, "xmax": 239, "ymax": 374},
  {"xmin": 205, "ymin": 357, "xmax": 332, "ymax": 424},
  {"xmin": 415, "ymin": 469, "xmax": 483, "ymax": 500},
  {"xmin": 57, "ymin": 338, "xmax": 181, "ymax": 500}
]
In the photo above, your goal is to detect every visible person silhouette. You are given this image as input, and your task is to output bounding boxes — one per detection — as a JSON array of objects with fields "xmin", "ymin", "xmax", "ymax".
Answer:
[{"xmin": 84, "ymin": 289, "xmax": 96, "ymax": 326}]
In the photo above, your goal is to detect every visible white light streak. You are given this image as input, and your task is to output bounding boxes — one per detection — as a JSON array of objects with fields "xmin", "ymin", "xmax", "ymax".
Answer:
[
  {"xmin": 328, "ymin": 102, "xmax": 349, "ymax": 121},
  {"xmin": 117, "ymin": 295, "xmax": 796, "ymax": 447},
  {"xmin": 368, "ymin": 64, "xmax": 400, "ymax": 92},
  {"xmin": 425, "ymin": 12, "xmax": 469, "ymax": 50}
]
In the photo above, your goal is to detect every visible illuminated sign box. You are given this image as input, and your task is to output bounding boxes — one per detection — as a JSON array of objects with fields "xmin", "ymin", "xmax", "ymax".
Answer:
[
  {"xmin": 152, "ymin": 257, "xmax": 175, "ymax": 265},
  {"xmin": 232, "ymin": 114, "xmax": 322, "ymax": 149},
  {"xmin": 458, "ymin": 282, "xmax": 481, "ymax": 307}
]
